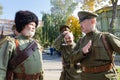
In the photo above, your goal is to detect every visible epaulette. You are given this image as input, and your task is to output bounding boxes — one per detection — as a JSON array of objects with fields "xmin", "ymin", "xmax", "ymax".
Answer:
[
  {"xmin": 7, "ymin": 36, "xmax": 15, "ymax": 42},
  {"xmin": 101, "ymin": 32, "xmax": 109, "ymax": 35},
  {"xmin": 0, "ymin": 36, "xmax": 14, "ymax": 46}
]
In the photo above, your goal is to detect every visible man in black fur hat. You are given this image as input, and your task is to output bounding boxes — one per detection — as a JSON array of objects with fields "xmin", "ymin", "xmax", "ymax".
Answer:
[{"xmin": 0, "ymin": 10, "xmax": 44, "ymax": 80}]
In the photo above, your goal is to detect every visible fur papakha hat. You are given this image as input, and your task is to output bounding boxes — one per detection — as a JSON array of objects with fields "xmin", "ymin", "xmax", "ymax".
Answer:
[{"xmin": 15, "ymin": 10, "xmax": 38, "ymax": 33}]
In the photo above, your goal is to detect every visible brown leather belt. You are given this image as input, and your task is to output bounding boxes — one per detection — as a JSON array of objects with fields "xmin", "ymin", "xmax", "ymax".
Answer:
[
  {"xmin": 63, "ymin": 63, "xmax": 81, "ymax": 69},
  {"xmin": 82, "ymin": 63, "xmax": 113, "ymax": 73},
  {"xmin": 14, "ymin": 73, "xmax": 41, "ymax": 79}
]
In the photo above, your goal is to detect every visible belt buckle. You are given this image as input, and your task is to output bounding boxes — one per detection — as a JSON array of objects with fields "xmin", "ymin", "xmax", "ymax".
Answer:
[
  {"xmin": 82, "ymin": 67, "xmax": 85, "ymax": 71},
  {"xmin": 93, "ymin": 67, "xmax": 97, "ymax": 72}
]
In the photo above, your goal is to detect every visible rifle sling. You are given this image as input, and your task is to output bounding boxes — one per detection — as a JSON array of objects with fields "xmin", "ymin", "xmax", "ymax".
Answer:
[{"xmin": 8, "ymin": 40, "xmax": 38, "ymax": 70}]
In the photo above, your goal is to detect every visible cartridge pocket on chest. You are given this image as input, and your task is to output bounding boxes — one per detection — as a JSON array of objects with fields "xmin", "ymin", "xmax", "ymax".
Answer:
[{"xmin": 92, "ymin": 40, "xmax": 110, "ymax": 60}]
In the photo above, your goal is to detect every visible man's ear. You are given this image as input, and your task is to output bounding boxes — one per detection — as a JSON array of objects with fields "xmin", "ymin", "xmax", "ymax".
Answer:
[{"xmin": 91, "ymin": 18, "xmax": 96, "ymax": 24}]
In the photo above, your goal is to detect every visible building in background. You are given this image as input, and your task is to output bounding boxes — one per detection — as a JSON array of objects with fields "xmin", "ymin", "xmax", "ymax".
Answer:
[
  {"xmin": 0, "ymin": 19, "xmax": 43, "ymax": 35},
  {"xmin": 0, "ymin": 19, "xmax": 14, "ymax": 35},
  {"xmin": 96, "ymin": 5, "xmax": 120, "ymax": 37},
  {"xmin": 96, "ymin": 5, "xmax": 120, "ymax": 61}
]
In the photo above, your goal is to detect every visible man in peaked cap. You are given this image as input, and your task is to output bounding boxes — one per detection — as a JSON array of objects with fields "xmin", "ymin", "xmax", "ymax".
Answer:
[
  {"xmin": 0, "ymin": 10, "xmax": 44, "ymax": 80},
  {"xmin": 78, "ymin": 11, "xmax": 98, "ymax": 22},
  {"xmin": 59, "ymin": 25, "xmax": 71, "ymax": 33},
  {"xmin": 53, "ymin": 25, "xmax": 81, "ymax": 80},
  {"xmin": 71, "ymin": 11, "xmax": 120, "ymax": 80}
]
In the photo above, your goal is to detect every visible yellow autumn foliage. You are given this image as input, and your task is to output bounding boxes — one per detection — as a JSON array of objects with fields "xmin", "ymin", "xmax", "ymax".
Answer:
[
  {"xmin": 66, "ymin": 15, "xmax": 82, "ymax": 42},
  {"xmin": 81, "ymin": 0, "xmax": 110, "ymax": 11}
]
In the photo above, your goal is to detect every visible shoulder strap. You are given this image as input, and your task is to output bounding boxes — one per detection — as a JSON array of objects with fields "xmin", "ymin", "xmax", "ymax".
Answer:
[
  {"xmin": 8, "ymin": 40, "xmax": 38, "ymax": 70},
  {"xmin": 101, "ymin": 34, "xmax": 113, "ymax": 63},
  {"xmin": 101, "ymin": 34, "xmax": 120, "ymax": 74}
]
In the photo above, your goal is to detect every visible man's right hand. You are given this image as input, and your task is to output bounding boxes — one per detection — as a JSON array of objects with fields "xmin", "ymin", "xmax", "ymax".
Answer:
[
  {"xmin": 82, "ymin": 40, "xmax": 92, "ymax": 54},
  {"xmin": 62, "ymin": 31, "xmax": 70, "ymax": 36}
]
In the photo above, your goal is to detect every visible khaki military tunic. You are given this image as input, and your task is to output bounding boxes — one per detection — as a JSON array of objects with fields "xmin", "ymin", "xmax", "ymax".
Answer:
[
  {"xmin": 72, "ymin": 30, "xmax": 120, "ymax": 80},
  {"xmin": 53, "ymin": 34, "xmax": 81, "ymax": 80},
  {"xmin": 0, "ymin": 34, "xmax": 43, "ymax": 80}
]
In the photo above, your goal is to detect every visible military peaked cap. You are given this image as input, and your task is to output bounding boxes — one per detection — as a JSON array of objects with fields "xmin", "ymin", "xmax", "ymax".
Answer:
[
  {"xmin": 78, "ymin": 11, "xmax": 98, "ymax": 22},
  {"xmin": 59, "ymin": 25, "xmax": 70, "ymax": 33}
]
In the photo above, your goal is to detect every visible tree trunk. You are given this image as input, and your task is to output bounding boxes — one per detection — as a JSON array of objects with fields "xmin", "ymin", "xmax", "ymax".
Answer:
[{"xmin": 109, "ymin": 0, "xmax": 118, "ymax": 33}]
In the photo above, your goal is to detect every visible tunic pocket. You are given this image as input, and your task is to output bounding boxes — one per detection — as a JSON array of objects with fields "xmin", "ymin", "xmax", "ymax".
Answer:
[{"xmin": 93, "ymin": 45, "xmax": 110, "ymax": 60}]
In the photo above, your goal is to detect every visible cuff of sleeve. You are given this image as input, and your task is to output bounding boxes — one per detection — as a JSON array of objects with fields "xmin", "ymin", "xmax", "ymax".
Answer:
[{"xmin": 82, "ymin": 51, "xmax": 87, "ymax": 56}]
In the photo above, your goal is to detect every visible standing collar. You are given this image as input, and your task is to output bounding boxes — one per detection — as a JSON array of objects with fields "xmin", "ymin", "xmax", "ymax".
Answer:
[
  {"xmin": 17, "ymin": 34, "xmax": 33, "ymax": 40},
  {"xmin": 86, "ymin": 29, "xmax": 99, "ymax": 36}
]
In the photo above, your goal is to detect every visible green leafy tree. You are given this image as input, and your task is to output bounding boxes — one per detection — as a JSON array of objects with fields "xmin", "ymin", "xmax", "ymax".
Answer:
[
  {"xmin": 42, "ymin": 13, "xmax": 52, "ymax": 47},
  {"xmin": 0, "ymin": 4, "xmax": 2, "ymax": 15},
  {"xmin": 41, "ymin": 0, "xmax": 78, "ymax": 46},
  {"xmin": 34, "ymin": 26, "xmax": 43, "ymax": 44},
  {"xmin": 50, "ymin": 0, "xmax": 78, "ymax": 24},
  {"xmin": 50, "ymin": 0, "xmax": 78, "ymax": 41},
  {"xmin": 51, "ymin": 0, "xmax": 78, "ymax": 16}
]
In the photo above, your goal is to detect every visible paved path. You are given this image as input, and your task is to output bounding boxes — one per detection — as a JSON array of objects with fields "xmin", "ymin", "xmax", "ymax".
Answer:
[{"xmin": 43, "ymin": 54, "xmax": 62, "ymax": 80}]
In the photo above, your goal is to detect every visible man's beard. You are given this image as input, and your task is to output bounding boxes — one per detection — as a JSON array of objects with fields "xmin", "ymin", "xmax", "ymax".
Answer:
[{"xmin": 24, "ymin": 31, "xmax": 35, "ymax": 38}]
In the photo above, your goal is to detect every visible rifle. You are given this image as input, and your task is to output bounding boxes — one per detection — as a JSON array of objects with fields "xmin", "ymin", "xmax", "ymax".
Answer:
[{"xmin": 0, "ymin": 26, "xmax": 4, "ymax": 39}]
